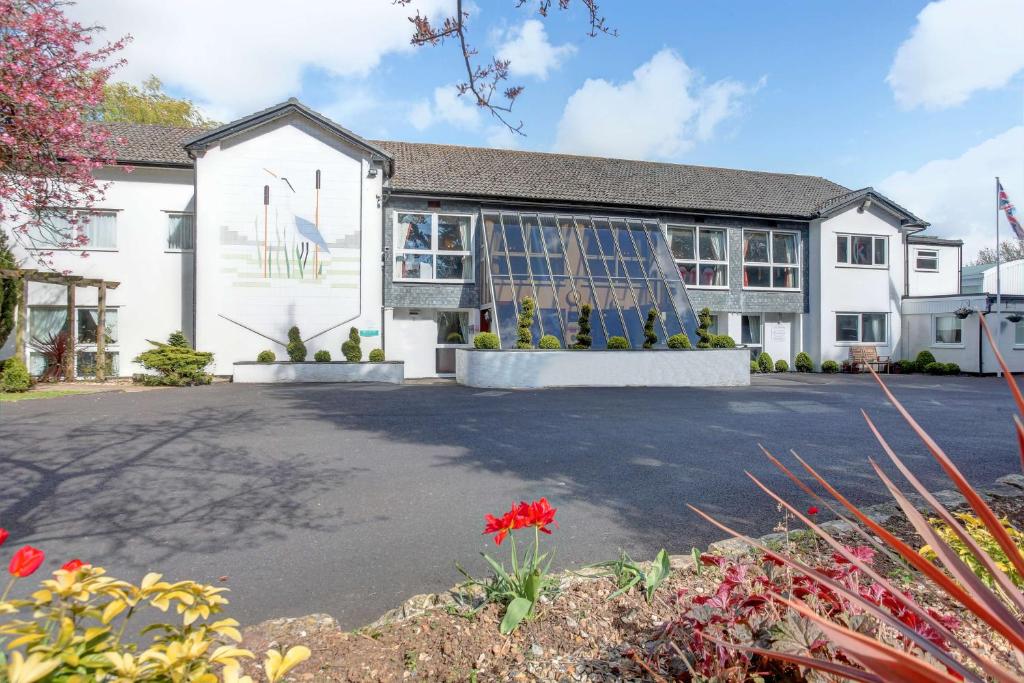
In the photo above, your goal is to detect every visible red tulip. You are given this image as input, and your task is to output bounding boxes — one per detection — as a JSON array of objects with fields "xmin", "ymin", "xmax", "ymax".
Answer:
[
  {"xmin": 60, "ymin": 559, "xmax": 84, "ymax": 573},
  {"xmin": 524, "ymin": 498, "xmax": 557, "ymax": 535},
  {"xmin": 807, "ymin": 506, "xmax": 820, "ymax": 516},
  {"xmin": 483, "ymin": 508, "xmax": 520, "ymax": 545},
  {"xmin": 0, "ymin": 528, "xmax": 8, "ymax": 547},
  {"xmin": 8, "ymin": 546, "xmax": 44, "ymax": 578}
]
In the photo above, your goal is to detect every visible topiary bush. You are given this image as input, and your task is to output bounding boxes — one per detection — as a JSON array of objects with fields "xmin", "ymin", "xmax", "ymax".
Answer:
[
  {"xmin": 134, "ymin": 332, "xmax": 214, "ymax": 386},
  {"xmin": 795, "ymin": 351, "xmax": 813, "ymax": 373},
  {"xmin": 314, "ymin": 350, "xmax": 331, "ymax": 362},
  {"xmin": 696, "ymin": 307, "xmax": 714, "ymax": 349},
  {"xmin": 757, "ymin": 351, "xmax": 774, "ymax": 374},
  {"xmin": 945, "ymin": 362, "xmax": 960, "ymax": 375},
  {"xmin": 257, "ymin": 350, "xmax": 276, "ymax": 362},
  {"xmin": 369, "ymin": 348, "xmax": 385, "ymax": 362},
  {"xmin": 0, "ymin": 357, "xmax": 31, "ymax": 393},
  {"xmin": 750, "ymin": 360, "xmax": 759, "ymax": 373},
  {"xmin": 914, "ymin": 349, "xmax": 936, "ymax": 372},
  {"xmin": 606, "ymin": 336, "xmax": 630, "ymax": 350},
  {"xmin": 643, "ymin": 308, "xmax": 659, "ymax": 348},
  {"xmin": 710, "ymin": 334, "xmax": 736, "ymax": 349},
  {"xmin": 286, "ymin": 326, "xmax": 307, "ymax": 362},
  {"xmin": 821, "ymin": 359, "xmax": 840, "ymax": 373},
  {"xmin": 573, "ymin": 303, "xmax": 592, "ymax": 349},
  {"xmin": 667, "ymin": 332, "xmax": 691, "ymax": 349},
  {"xmin": 167, "ymin": 330, "xmax": 189, "ymax": 348},
  {"xmin": 539, "ymin": 335, "xmax": 561, "ymax": 349},
  {"xmin": 775, "ymin": 359, "xmax": 789, "ymax": 372},
  {"xmin": 516, "ymin": 297, "xmax": 536, "ymax": 349},
  {"xmin": 342, "ymin": 326, "xmax": 362, "ymax": 362},
  {"xmin": 474, "ymin": 332, "xmax": 500, "ymax": 349}
]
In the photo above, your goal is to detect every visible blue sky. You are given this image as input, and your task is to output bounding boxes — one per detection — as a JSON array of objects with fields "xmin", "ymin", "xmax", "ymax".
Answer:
[{"xmin": 70, "ymin": 0, "xmax": 1024, "ymax": 258}]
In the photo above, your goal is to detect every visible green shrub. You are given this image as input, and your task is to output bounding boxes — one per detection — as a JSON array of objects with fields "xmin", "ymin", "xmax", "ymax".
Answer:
[
  {"xmin": 775, "ymin": 359, "xmax": 789, "ymax": 372},
  {"xmin": 474, "ymin": 332, "xmax": 500, "ymax": 349},
  {"xmin": 696, "ymin": 307, "xmax": 714, "ymax": 349},
  {"xmin": 822, "ymin": 359, "xmax": 840, "ymax": 373},
  {"xmin": 757, "ymin": 351, "xmax": 774, "ymax": 374},
  {"xmin": 539, "ymin": 335, "xmax": 561, "ymax": 349},
  {"xmin": 750, "ymin": 360, "xmax": 759, "ymax": 373},
  {"xmin": 134, "ymin": 332, "xmax": 214, "ymax": 386},
  {"xmin": 710, "ymin": 334, "xmax": 736, "ymax": 349},
  {"xmin": 369, "ymin": 348, "xmax": 385, "ymax": 362},
  {"xmin": 795, "ymin": 351, "xmax": 813, "ymax": 373},
  {"xmin": 341, "ymin": 326, "xmax": 362, "ymax": 362},
  {"xmin": 314, "ymin": 350, "xmax": 331, "ymax": 362},
  {"xmin": 914, "ymin": 349, "xmax": 936, "ymax": 371},
  {"xmin": 446, "ymin": 331, "xmax": 464, "ymax": 344},
  {"xmin": 667, "ymin": 332, "xmax": 692, "ymax": 349},
  {"xmin": 516, "ymin": 297, "xmax": 536, "ymax": 349},
  {"xmin": 924, "ymin": 361, "xmax": 946, "ymax": 375},
  {"xmin": 0, "ymin": 357, "xmax": 31, "ymax": 393},
  {"xmin": 573, "ymin": 304, "xmax": 592, "ymax": 349},
  {"xmin": 945, "ymin": 362, "xmax": 960, "ymax": 375},
  {"xmin": 167, "ymin": 330, "xmax": 189, "ymax": 348},
  {"xmin": 286, "ymin": 326, "xmax": 307, "ymax": 362},
  {"xmin": 606, "ymin": 336, "xmax": 630, "ymax": 350},
  {"xmin": 0, "ymin": 229, "xmax": 19, "ymax": 349},
  {"xmin": 643, "ymin": 308, "xmax": 659, "ymax": 348},
  {"xmin": 257, "ymin": 350, "xmax": 276, "ymax": 362},
  {"xmin": 899, "ymin": 359, "xmax": 917, "ymax": 373}
]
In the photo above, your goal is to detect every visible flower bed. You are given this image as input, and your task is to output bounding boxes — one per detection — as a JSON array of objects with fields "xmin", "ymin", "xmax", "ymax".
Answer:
[{"xmin": 232, "ymin": 361, "xmax": 404, "ymax": 384}]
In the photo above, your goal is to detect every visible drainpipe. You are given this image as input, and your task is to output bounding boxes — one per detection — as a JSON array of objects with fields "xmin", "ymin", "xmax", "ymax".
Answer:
[{"xmin": 379, "ymin": 159, "xmax": 391, "ymax": 354}]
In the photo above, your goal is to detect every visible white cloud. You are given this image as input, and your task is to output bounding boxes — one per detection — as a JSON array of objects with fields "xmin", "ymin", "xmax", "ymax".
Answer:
[
  {"xmin": 65, "ymin": 0, "xmax": 454, "ymax": 117},
  {"xmin": 408, "ymin": 85, "xmax": 482, "ymax": 131},
  {"xmin": 485, "ymin": 125, "xmax": 522, "ymax": 149},
  {"xmin": 496, "ymin": 20, "xmax": 576, "ymax": 80},
  {"xmin": 888, "ymin": 0, "xmax": 1024, "ymax": 109},
  {"xmin": 879, "ymin": 126, "xmax": 1024, "ymax": 259},
  {"xmin": 553, "ymin": 49, "xmax": 760, "ymax": 160}
]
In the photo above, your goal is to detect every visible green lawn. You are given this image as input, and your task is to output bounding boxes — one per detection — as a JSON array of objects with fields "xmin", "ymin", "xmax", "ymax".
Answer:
[{"xmin": 0, "ymin": 389, "xmax": 89, "ymax": 402}]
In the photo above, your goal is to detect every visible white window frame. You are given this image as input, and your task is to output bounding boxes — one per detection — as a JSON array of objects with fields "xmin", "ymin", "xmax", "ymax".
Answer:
[
  {"xmin": 835, "ymin": 312, "xmax": 888, "ymax": 345},
  {"xmin": 932, "ymin": 314, "xmax": 964, "ymax": 348},
  {"xmin": 915, "ymin": 248, "xmax": 939, "ymax": 272},
  {"xmin": 393, "ymin": 211, "xmax": 475, "ymax": 284},
  {"xmin": 166, "ymin": 212, "xmax": 195, "ymax": 251},
  {"xmin": 26, "ymin": 209, "xmax": 119, "ymax": 251},
  {"xmin": 741, "ymin": 314, "xmax": 762, "ymax": 350},
  {"xmin": 742, "ymin": 228, "xmax": 801, "ymax": 291},
  {"xmin": 836, "ymin": 233, "xmax": 887, "ymax": 268},
  {"xmin": 666, "ymin": 225, "xmax": 729, "ymax": 290}
]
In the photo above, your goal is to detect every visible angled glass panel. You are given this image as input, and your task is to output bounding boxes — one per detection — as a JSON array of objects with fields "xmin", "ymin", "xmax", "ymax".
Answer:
[
  {"xmin": 557, "ymin": 216, "xmax": 589, "ymax": 282},
  {"xmin": 532, "ymin": 280, "xmax": 565, "ymax": 346},
  {"xmin": 482, "ymin": 213, "xmax": 510, "ymax": 277},
  {"xmin": 541, "ymin": 216, "xmax": 565, "ymax": 276},
  {"xmin": 613, "ymin": 220, "xmax": 646, "ymax": 280},
  {"xmin": 491, "ymin": 277, "xmax": 519, "ymax": 349},
  {"xmin": 615, "ymin": 279, "xmax": 647, "ymax": 348},
  {"xmin": 500, "ymin": 213, "xmax": 529, "ymax": 276},
  {"xmin": 645, "ymin": 226, "xmax": 700, "ymax": 340},
  {"xmin": 570, "ymin": 275, "xmax": 608, "ymax": 349}
]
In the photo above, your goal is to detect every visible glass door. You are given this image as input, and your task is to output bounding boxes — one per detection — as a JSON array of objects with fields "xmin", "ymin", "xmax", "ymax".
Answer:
[{"xmin": 435, "ymin": 310, "xmax": 470, "ymax": 374}]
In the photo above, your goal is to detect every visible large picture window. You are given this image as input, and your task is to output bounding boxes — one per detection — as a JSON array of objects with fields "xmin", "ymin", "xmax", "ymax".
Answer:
[
  {"xmin": 394, "ymin": 212, "xmax": 473, "ymax": 282},
  {"xmin": 836, "ymin": 312, "xmax": 887, "ymax": 344},
  {"xmin": 837, "ymin": 234, "xmax": 887, "ymax": 267},
  {"xmin": 27, "ymin": 210, "xmax": 117, "ymax": 250},
  {"xmin": 934, "ymin": 314, "xmax": 962, "ymax": 345},
  {"xmin": 743, "ymin": 229, "xmax": 799, "ymax": 289},
  {"xmin": 667, "ymin": 226, "xmax": 728, "ymax": 287}
]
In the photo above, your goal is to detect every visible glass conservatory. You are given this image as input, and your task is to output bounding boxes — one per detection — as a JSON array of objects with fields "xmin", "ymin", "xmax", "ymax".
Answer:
[{"xmin": 481, "ymin": 211, "xmax": 700, "ymax": 350}]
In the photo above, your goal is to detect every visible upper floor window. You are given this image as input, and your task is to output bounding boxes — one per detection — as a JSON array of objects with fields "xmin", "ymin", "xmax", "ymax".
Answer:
[
  {"xmin": 915, "ymin": 248, "xmax": 939, "ymax": 272},
  {"xmin": 743, "ymin": 229, "xmax": 800, "ymax": 289},
  {"xmin": 394, "ymin": 212, "xmax": 474, "ymax": 283},
  {"xmin": 167, "ymin": 213, "xmax": 194, "ymax": 251},
  {"xmin": 27, "ymin": 210, "xmax": 117, "ymax": 250},
  {"xmin": 837, "ymin": 234, "xmax": 886, "ymax": 267},
  {"xmin": 667, "ymin": 226, "xmax": 728, "ymax": 287}
]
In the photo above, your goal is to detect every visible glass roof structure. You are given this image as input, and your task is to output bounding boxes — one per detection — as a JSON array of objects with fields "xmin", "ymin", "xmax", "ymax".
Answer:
[{"xmin": 481, "ymin": 211, "xmax": 700, "ymax": 349}]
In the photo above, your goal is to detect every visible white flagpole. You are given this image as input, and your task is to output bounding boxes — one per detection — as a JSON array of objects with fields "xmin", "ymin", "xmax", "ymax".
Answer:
[{"xmin": 996, "ymin": 176, "xmax": 1003, "ymax": 377}]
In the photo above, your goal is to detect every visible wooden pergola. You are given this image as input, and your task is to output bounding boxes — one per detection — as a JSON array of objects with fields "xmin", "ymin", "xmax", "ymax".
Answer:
[{"xmin": 1, "ymin": 268, "xmax": 120, "ymax": 381}]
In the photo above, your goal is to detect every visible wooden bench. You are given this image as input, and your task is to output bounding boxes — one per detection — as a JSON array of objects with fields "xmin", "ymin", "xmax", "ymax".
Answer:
[{"xmin": 843, "ymin": 346, "xmax": 890, "ymax": 373}]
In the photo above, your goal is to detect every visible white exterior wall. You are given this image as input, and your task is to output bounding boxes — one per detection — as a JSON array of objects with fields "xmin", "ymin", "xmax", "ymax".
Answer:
[
  {"xmin": 8, "ymin": 166, "xmax": 195, "ymax": 375},
  {"xmin": 808, "ymin": 204, "xmax": 907, "ymax": 364},
  {"xmin": 902, "ymin": 295, "xmax": 1024, "ymax": 373},
  {"xmin": 193, "ymin": 114, "xmax": 384, "ymax": 374},
  {"xmin": 907, "ymin": 243, "xmax": 960, "ymax": 296},
  {"xmin": 982, "ymin": 259, "xmax": 1024, "ymax": 295}
]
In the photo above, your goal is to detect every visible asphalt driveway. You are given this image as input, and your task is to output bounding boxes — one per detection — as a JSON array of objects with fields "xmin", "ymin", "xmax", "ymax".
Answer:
[{"xmin": 0, "ymin": 374, "xmax": 1018, "ymax": 629}]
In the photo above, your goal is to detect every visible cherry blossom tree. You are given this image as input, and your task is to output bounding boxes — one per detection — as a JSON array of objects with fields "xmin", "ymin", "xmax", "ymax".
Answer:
[
  {"xmin": 1, "ymin": 0, "xmax": 128, "ymax": 267},
  {"xmin": 399, "ymin": 0, "xmax": 614, "ymax": 134}
]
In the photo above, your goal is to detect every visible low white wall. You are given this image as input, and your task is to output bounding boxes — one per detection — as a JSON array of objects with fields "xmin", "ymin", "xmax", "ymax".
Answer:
[
  {"xmin": 233, "ymin": 361, "xmax": 404, "ymax": 384},
  {"xmin": 456, "ymin": 349, "xmax": 750, "ymax": 389}
]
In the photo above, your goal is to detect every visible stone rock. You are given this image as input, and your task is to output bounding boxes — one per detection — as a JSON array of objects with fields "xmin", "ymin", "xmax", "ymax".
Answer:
[{"xmin": 996, "ymin": 474, "xmax": 1024, "ymax": 490}]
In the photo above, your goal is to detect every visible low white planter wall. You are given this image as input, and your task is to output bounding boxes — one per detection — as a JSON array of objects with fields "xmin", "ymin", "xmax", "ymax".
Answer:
[
  {"xmin": 456, "ymin": 349, "xmax": 749, "ymax": 389},
  {"xmin": 233, "ymin": 361, "xmax": 404, "ymax": 384}
]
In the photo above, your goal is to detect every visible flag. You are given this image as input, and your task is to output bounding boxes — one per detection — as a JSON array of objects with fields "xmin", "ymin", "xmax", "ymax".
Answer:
[{"xmin": 999, "ymin": 180, "xmax": 1024, "ymax": 239}]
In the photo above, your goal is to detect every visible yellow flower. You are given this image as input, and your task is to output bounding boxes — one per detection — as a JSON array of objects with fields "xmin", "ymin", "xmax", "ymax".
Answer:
[
  {"xmin": 264, "ymin": 646, "xmax": 311, "ymax": 683},
  {"xmin": 6, "ymin": 651, "xmax": 60, "ymax": 683}
]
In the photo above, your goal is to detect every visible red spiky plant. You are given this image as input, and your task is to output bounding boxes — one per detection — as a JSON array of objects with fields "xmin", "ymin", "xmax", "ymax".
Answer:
[{"xmin": 691, "ymin": 313, "xmax": 1024, "ymax": 683}]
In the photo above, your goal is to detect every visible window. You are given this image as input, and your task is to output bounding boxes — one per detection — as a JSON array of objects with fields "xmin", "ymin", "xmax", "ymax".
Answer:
[
  {"xmin": 836, "ymin": 234, "xmax": 887, "ymax": 267},
  {"xmin": 168, "ymin": 213, "xmax": 194, "ymax": 250},
  {"xmin": 667, "ymin": 226, "xmax": 728, "ymax": 287},
  {"xmin": 743, "ymin": 229, "xmax": 800, "ymax": 289},
  {"xmin": 915, "ymin": 249, "xmax": 939, "ymax": 272},
  {"xmin": 27, "ymin": 210, "xmax": 117, "ymax": 249},
  {"xmin": 934, "ymin": 315, "xmax": 962, "ymax": 345},
  {"xmin": 436, "ymin": 311, "xmax": 469, "ymax": 344},
  {"xmin": 394, "ymin": 212, "xmax": 473, "ymax": 282},
  {"xmin": 1016, "ymin": 320, "xmax": 1024, "ymax": 346},
  {"xmin": 77, "ymin": 308, "xmax": 118, "ymax": 344},
  {"xmin": 835, "ymin": 313, "xmax": 888, "ymax": 343},
  {"xmin": 741, "ymin": 314, "xmax": 761, "ymax": 359},
  {"xmin": 76, "ymin": 351, "xmax": 119, "ymax": 379}
]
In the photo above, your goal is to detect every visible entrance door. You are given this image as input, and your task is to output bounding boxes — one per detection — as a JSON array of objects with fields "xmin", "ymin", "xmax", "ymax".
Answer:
[
  {"xmin": 762, "ymin": 314, "xmax": 792, "ymax": 367},
  {"xmin": 435, "ymin": 310, "xmax": 470, "ymax": 375}
]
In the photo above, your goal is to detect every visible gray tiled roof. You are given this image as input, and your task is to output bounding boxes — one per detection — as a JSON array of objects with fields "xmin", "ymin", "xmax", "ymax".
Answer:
[
  {"xmin": 374, "ymin": 140, "xmax": 849, "ymax": 219},
  {"xmin": 95, "ymin": 121, "xmax": 852, "ymax": 218}
]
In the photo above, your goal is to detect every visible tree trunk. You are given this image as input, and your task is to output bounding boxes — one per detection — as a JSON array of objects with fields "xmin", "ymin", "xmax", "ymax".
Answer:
[{"xmin": 64, "ymin": 284, "xmax": 75, "ymax": 381}]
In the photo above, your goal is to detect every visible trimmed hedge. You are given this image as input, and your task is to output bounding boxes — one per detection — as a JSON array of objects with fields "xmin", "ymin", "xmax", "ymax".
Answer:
[
  {"xmin": 775, "ymin": 359, "xmax": 789, "ymax": 372},
  {"xmin": 286, "ymin": 326, "xmax": 307, "ymax": 362},
  {"xmin": 710, "ymin": 334, "xmax": 736, "ymax": 349},
  {"xmin": 898, "ymin": 359, "xmax": 917, "ymax": 373},
  {"xmin": 606, "ymin": 336, "xmax": 630, "ymax": 350},
  {"xmin": 473, "ymin": 332, "xmax": 499, "ymax": 349},
  {"xmin": 795, "ymin": 351, "xmax": 813, "ymax": 373},
  {"xmin": 539, "ymin": 335, "xmax": 561, "ymax": 349},
  {"xmin": 667, "ymin": 333, "xmax": 692, "ymax": 349},
  {"xmin": 314, "ymin": 350, "xmax": 331, "ymax": 362},
  {"xmin": 757, "ymin": 351, "xmax": 774, "ymax": 374},
  {"xmin": 696, "ymin": 308, "xmax": 714, "ymax": 349},
  {"xmin": 134, "ymin": 332, "xmax": 214, "ymax": 386},
  {"xmin": 516, "ymin": 297, "xmax": 536, "ymax": 349},
  {"xmin": 573, "ymin": 304, "xmax": 592, "ymax": 349},
  {"xmin": 750, "ymin": 360, "xmax": 759, "ymax": 374},
  {"xmin": 643, "ymin": 308, "xmax": 659, "ymax": 348},
  {"xmin": 822, "ymin": 360, "xmax": 840, "ymax": 373},
  {"xmin": 342, "ymin": 326, "xmax": 362, "ymax": 362},
  {"xmin": 914, "ymin": 350, "xmax": 936, "ymax": 371},
  {"xmin": 0, "ymin": 357, "xmax": 31, "ymax": 393},
  {"xmin": 369, "ymin": 348, "xmax": 385, "ymax": 362},
  {"xmin": 257, "ymin": 350, "xmax": 275, "ymax": 362},
  {"xmin": 925, "ymin": 361, "xmax": 962, "ymax": 375}
]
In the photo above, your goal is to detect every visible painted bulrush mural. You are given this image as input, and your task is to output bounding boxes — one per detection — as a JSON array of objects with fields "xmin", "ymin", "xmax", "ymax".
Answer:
[{"xmin": 257, "ymin": 168, "xmax": 331, "ymax": 280}]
